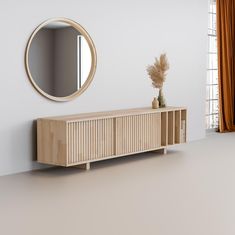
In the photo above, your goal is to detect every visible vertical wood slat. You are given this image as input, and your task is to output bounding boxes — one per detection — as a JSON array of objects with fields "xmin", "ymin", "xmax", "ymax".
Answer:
[
  {"xmin": 175, "ymin": 111, "xmax": 181, "ymax": 144},
  {"xmin": 161, "ymin": 112, "xmax": 168, "ymax": 146},
  {"xmin": 67, "ymin": 118, "xmax": 114, "ymax": 165},
  {"xmin": 85, "ymin": 121, "xmax": 88, "ymax": 161},
  {"xmin": 168, "ymin": 111, "xmax": 174, "ymax": 145},
  {"xmin": 115, "ymin": 113, "xmax": 161, "ymax": 155},
  {"xmin": 173, "ymin": 111, "xmax": 175, "ymax": 145},
  {"xmin": 157, "ymin": 111, "xmax": 161, "ymax": 147},
  {"xmin": 180, "ymin": 109, "xmax": 187, "ymax": 143},
  {"xmin": 133, "ymin": 115, "xmax": 136, "ymax": 153}
]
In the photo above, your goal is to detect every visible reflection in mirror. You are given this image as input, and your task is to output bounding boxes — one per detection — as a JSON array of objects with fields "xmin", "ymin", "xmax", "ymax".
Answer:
[{"xmin": 27, "ymin": 19, "xmax": 94, "ymax": 99}]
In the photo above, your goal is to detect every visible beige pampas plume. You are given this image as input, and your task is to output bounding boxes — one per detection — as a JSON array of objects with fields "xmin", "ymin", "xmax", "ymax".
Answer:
[{"xmin": 147, "ymin": 53, "xmax": 169, "ymax": 89}]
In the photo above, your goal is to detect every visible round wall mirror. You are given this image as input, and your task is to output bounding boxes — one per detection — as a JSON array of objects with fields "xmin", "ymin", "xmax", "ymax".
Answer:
[{"xmin": 25, "ymin": 18, "xmax": 97, "ymax": 102}]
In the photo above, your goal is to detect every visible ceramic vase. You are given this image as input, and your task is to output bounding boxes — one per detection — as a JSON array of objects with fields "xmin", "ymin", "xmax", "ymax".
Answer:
[
  {"xmin": 158, "ymin": 88, "xmax": 166, "ymax": 107},
  {"xmin": 152, "ymin": 97, "xmax": 159, "ymax": 109}
]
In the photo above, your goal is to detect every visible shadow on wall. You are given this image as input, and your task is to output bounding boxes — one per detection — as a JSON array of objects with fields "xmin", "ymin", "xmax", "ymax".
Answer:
[
  {"xmin": 30, "ymin": 120, "xmax": 50, "ymax": 169},
  {"xmin": 4, "ymin": 120, "xmax": 49, "ymax": 175},
  {"xmin": 31, "ymin": 120, "xmax": 37, "ymax": 161}
]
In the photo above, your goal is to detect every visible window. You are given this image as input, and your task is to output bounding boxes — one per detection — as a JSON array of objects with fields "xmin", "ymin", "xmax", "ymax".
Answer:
[{"xmin": 206, "ymin": 0, "xmax": 219, "ymax": 129}]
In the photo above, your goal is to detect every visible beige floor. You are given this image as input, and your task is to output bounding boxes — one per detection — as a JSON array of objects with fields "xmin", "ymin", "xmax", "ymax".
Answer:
[{"xmin": 1, "ymin": 133, "xmax": 235, "ymax": 235}]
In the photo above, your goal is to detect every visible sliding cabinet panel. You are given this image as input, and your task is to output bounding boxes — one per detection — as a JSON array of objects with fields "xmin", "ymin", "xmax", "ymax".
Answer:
[
  {"xmin": 67, "ymin": 118, "xmax": 114, "ymax": 165},
  {"xmin": 180, "ymin": 110, "xmax": 187, "ymax": 143},
  {"xmin": 175, "ymin": 111, "xmax": 181, "ymax": 144},
  {"xmin": 115, "ymin": 113, "xmax": 161, "ymax": 155},
  {"xmin": 168, "ymin": 111, "xmax": 175, "ymax": 145}
]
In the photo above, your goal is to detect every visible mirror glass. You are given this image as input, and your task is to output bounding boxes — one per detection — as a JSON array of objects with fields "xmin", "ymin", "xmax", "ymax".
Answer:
[{"xmin": 26, "ymin": 18, "xmax": 96, "ymax": 101}]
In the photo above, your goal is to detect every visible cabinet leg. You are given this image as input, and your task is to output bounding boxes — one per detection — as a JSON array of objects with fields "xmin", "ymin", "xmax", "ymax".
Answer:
[
  {"xmin": 75, "ymin": 163, "xmax": 90, "ymax": 170},
  {"xmin": 163, "ymin": 148, "xmax": 167, "ymax": 155},
  {"xmin": 86, "ymin": 163, "xmax": 90, "ymax": 170},
  {"xmin": 152, "ymin": 148, "xmax": 167, "ymax": 155}
]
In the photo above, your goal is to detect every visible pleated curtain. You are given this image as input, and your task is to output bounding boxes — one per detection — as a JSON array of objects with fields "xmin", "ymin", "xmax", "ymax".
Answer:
[{"xmin": 217, "ymin": 0, "xmax": 235, "ymax": 132}]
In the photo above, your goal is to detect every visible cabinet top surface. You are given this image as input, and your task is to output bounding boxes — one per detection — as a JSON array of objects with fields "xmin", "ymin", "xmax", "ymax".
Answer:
[{"xmin": 38, "ymin": 106, "xmax": 187, "ymax": 122}]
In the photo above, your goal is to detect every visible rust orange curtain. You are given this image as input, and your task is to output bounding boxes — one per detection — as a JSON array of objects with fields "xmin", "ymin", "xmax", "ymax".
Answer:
[{"xmin": 217, "ymin": 0, "xmax": 235, "ymax": 132}]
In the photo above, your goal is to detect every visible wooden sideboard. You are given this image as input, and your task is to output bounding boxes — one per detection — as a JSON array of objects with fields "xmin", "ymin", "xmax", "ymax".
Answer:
[{"xmin": 37, "ymin": 107, "xmax": 187, "ymax": 169}]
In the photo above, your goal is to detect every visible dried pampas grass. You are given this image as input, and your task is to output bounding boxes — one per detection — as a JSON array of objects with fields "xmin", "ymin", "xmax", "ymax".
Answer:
[{"xmin": 147, "ymin": 54, "xmax": 169, "ymax": 89}]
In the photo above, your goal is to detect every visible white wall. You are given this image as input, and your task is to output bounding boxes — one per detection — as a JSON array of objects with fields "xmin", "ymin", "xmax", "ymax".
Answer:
[{"xmin": 0, "ymin": 0, "xmax": 208, "ymax": 176}]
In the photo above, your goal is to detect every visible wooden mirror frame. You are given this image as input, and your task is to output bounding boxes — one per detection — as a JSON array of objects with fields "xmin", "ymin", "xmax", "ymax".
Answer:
[{"xmin": 25, "ymin": 17, "xmax": 97, "ymax": 102}]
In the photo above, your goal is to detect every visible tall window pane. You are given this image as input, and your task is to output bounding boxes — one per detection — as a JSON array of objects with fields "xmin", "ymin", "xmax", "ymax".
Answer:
[{"xmin": 206, "ymin": 0, "xmax": 218, "ymax": 129}]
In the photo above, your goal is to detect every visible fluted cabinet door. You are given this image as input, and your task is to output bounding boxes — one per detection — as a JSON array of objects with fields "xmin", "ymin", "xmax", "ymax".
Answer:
[
  {"xmin": 67, "ymin": 118, "xmax": 114, "ymax": 165},
  {"xmin": 115, "ymin": 113, "xmax": 161, "ymax": 155}
]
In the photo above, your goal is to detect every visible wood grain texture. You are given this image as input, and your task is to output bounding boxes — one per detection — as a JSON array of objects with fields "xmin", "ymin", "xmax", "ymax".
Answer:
[
  {"xmin": 67, "ymin": 118, "xmax": 114, "ymax": 164},
  {"xmin": 175, "ymin": 111, "xmax": 181, "ymax": 144},
  {"xmin": 37, "ymin": 119, "xmax": 67, "ymax": 166},
  {"xmin": 168, "ymin": 111, "xmax": 175, "ymax": 145},
  {"xmin": 37, "ymin": 107, "xmax": 187, "ymax": 167},
  {"xmin": 181, "ymin": 109, "xmax": 187, "ymax": 143},
  {"xmin": 161, "ymin": 112, "xmax": 168, "ymax": 146},
  {"xmin": 41, "ymin": 106, "xmax": 186, "ymax": 121},
  {"xmin": 115, "ymin": 113, "xmax": 161, "ymax": 155}
]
